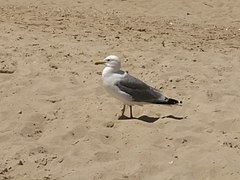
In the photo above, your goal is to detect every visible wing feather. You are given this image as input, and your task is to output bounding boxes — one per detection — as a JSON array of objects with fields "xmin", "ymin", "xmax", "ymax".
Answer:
[{"xmin": 115, "ymin": 74, "xmax": 167, "ymax": 103}]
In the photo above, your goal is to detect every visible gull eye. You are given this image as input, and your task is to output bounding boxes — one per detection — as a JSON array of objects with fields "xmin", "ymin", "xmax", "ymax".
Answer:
[{"xmin": 106, "ymin": 59, "xmax": 110, "ymax": 62}]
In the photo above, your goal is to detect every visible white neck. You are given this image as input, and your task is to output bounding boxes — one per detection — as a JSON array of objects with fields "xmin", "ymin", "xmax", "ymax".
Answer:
[{"xmin": 102, "ymin": 67, "xmax": 118, "ymax": 78}]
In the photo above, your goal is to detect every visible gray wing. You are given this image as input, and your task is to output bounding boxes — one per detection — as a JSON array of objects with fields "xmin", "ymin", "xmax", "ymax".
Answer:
[{"xmin": 115, "ymin": 74, "xmax": 168, "ymax": 103}]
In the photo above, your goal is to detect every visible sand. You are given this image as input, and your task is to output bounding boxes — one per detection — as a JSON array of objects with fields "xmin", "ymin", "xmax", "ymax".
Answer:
[{"xmin": 0, "ymin": 0, "xmax": 240, "ymax": 179}]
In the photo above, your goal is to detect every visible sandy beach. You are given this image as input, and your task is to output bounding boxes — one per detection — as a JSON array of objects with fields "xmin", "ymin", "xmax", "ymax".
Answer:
[{"xmin": 0, "ymin": 0, "xmax": 240, "ymax": 179}]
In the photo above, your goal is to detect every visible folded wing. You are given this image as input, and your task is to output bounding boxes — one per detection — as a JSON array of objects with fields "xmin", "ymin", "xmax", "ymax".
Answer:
[{"xmin": 115, "ymin": 74, "xmax": 179, "ymax": 104}]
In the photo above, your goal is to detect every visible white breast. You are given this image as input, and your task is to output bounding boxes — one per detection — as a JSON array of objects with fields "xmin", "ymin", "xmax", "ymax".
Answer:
[{"xmin": 102, "ymin": 68, "xmax": 134, "ymax": 105}]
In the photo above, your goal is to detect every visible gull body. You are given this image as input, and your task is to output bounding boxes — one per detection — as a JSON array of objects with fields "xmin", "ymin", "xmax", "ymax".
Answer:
[
  {"xmin": 95, "ymin": 55, "xmax": 181, "ymax": 118},
  {"xmin": 101, "ymin": 57, "xmax": 144, "ymax": 106}
]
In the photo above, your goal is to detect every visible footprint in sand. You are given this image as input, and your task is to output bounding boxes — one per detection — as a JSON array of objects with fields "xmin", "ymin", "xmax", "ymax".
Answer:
[
  {"xmin": 61, "ymin": 125, "xmax": 88, "ymax": 141},
  {"xmin": 0, "ymin": 59, "xmax": 17, "ymax": 74},
  {"xmin": 20, "ymin": 114, "xmax": 46, "ymax": 140},
  {"xmin": 50, "ymin": 125, "xmax": 88, "ymax": 145},
  {"xmin": 93, "ymin": 151, "xmax": 120, "ymax": 162}
]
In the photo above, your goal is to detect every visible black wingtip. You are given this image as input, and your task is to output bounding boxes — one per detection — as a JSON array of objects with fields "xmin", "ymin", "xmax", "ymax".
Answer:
[
  {"xmin": 166, "ymin": 98, "xmax": 179, "ymax": 104},
  {"xmin": 155, "ymin": 98, "xmax": 182, "ymax": 105}
]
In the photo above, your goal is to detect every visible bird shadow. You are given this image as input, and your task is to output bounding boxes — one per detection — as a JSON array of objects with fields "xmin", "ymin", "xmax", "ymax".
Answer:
[
  {"xmin": 161, "ymin": 115, "xmax": 187, "ymax": 120},
  {"xmin": 118, "ymin": 114, "xmax": 187, "ymax": 123},
  {"xmin": 118, "ymin": 115, "xmax": 159, "ymax": 123}
]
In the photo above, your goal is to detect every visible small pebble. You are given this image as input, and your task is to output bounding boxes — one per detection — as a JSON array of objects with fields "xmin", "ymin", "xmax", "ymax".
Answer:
[
  {"xmin": 169, "ymin": 161, "xmax": 174, "ymax": 164},
  {"xmin": 50, "ymin": 64, "xmax": 58, "ymax": 69},
  {"xmin": 181, "ymin": 139, "xmax": 188, "ymax": 143},
  {"xmin": 18, "ymin": 160, "xmax": 24, "ymax": 165},
  {"xmin": 105, "ymin": 121, "xmax": 114, "ymax": 128}
]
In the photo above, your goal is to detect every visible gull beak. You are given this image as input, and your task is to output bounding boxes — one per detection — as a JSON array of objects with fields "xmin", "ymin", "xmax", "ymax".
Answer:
[{"xmin": 95, "ymin": 61, "xmax": 105, "ymax": 65}]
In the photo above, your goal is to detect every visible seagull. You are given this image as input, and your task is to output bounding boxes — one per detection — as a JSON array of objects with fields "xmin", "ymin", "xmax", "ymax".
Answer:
[{"xmin": 95, "ymin": 55, "xmax": 182, "ymax": 119}]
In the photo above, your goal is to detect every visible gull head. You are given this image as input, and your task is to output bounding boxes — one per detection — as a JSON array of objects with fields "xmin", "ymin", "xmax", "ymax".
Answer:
[{"xmin": 95, "ymin": 55, "xmax": 121, "ymax": 70}]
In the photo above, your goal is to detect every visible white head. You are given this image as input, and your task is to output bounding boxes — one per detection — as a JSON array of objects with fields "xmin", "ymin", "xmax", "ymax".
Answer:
[{"xmin": 95, "ymin": 55, "xmax": 121, "ymax": 70}]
